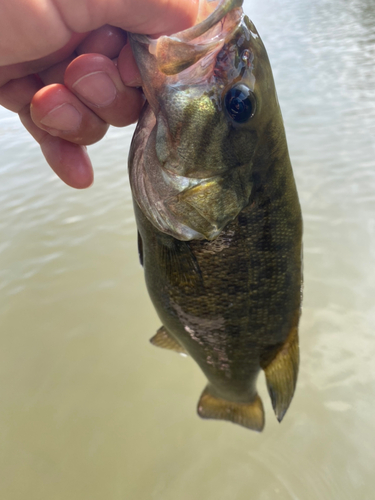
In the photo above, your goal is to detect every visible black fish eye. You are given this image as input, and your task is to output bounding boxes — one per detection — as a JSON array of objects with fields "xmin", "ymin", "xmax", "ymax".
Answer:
[{"xmin": 224, "ymin": 84, "xmax": 256, "ymax": 123}]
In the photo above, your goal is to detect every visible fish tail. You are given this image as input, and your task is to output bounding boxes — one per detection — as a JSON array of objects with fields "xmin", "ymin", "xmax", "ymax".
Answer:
[
  {"xmin": 197, "ymin": 386, "xmax": 265, "ymax": 432},
  {"xmin": 263, "ymin": 325, "xmax": 299, "ymax": 423}
]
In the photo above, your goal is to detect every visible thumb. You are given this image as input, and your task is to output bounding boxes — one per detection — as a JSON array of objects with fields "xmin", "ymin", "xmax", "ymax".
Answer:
[{"xmin": 0, "ymin": 0, "xmax": 198, "ymax": 65}]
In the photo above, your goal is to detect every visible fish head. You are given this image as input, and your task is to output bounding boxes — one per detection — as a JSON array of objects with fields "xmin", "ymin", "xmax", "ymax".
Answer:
[{"xmin": 129, "ymin": 0, "xmax": 283, "ymax": 240}]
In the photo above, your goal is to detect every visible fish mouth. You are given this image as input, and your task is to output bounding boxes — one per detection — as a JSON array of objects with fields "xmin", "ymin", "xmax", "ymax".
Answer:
[{"xmin": 131, "ymin": 0, "xmax": 244, "ymax": 76}]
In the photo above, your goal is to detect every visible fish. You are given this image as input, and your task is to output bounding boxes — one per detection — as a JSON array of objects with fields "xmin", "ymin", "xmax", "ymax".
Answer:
[{"xmin": 128, "ymin": 0, "xmax": 303, "ymax": 431}]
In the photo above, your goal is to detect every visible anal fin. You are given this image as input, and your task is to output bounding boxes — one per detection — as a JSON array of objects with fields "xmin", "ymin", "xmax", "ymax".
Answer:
[
  {"xmin": 197, "ymin": 385, "xmax": 265, "ymax": 432},
  {"xmin": 263, "ymin": 326, "xmax": 299, "ymax": 423},
  {"xmin": 150, "ymin": 326, "xmax": 188, "ymax": 355}
]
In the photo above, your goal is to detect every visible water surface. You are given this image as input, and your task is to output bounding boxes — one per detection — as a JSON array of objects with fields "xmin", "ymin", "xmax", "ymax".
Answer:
[{"xmin": 1, "ymin": 0, "xmax": 375, "ymax": 498}]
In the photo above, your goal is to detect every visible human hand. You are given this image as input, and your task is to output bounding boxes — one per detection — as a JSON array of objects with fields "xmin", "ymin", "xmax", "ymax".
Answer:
[{"xmin": 0, "ymin": 0, "xmax": 198, "ymax": 188}]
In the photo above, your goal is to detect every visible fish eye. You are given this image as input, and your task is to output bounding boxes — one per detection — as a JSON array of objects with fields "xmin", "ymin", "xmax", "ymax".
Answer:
[{"xmin": 224, "ymin": 84, "xmax": 256, "ymax": 123}]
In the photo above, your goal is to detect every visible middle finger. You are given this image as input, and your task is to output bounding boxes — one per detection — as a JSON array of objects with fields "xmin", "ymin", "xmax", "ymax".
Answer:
[{"xmin": 64, "ymin": 53, "xmax": 143, "ymax": 128}]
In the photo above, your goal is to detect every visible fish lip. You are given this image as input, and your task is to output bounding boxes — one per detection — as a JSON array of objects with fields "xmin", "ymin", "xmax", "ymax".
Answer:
[
  {"xmin": 130, "ymin": 0, "xmax": 244, "ymax": 76},
  {"xmin": 132, "ymin": 0, "xmax": 243, "ymax": 45},
  {"xmin": 165, "ymin": 0, "xmax": 244, "ymax": 43}
]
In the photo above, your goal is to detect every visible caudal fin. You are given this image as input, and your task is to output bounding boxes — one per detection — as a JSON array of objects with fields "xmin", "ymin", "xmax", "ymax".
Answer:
[
  {"xmin": 197, "ymin": 386, "xmax": 265, "ymax": 432},
  {"xmin": 263, "ymin": 326, "xmax": 299, "ymax": 422}
]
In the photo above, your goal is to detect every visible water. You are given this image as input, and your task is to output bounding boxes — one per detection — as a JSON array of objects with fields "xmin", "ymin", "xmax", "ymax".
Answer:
[{"xmin": 1, "ymin": 0, "xmax": 375, "ymax": 498}]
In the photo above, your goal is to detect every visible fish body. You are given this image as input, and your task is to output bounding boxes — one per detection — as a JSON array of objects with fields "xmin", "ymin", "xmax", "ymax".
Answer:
[{"xmin": 129, "ymin": 0, "xmax": 302, "ymax": 431}]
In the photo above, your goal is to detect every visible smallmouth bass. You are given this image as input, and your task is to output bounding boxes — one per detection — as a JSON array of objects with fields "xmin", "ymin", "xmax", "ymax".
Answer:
[{"xmin": 128, "ymin": 0, "xmax": 303, "ymax": 431}]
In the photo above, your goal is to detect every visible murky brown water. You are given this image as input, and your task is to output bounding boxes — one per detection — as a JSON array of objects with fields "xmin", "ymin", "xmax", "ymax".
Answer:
[{"xmin": 1, "ymin": 0, "xmax": 375, "ymax": 498}]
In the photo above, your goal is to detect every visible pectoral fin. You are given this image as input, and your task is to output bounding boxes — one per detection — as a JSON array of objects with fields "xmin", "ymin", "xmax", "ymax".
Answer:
[
  {"xmin": 150, "ymin": 326, "xmax": 188, "ymax": 355},
  {"xmin": 197, "ymin": 385, "xmax": 265, "ymax": 432},
  {"xmin": 263, "ymin": 326, "xmax": 299, "ymax": 422}
]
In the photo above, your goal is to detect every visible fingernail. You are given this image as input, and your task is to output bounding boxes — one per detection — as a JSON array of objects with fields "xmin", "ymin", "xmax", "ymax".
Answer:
[
  {"xmin": 40, "ymin": 103, "xmax": 82, "ymax": 131},
  {"xmin": 72, "ymin": 71, "xmax": 117, "ymax": 106}
]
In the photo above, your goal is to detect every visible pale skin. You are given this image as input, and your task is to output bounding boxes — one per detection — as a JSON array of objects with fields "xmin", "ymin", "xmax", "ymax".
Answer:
[{"xmin": 0, "ymin": 0, "xmax": 198, "ymax": 188}]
